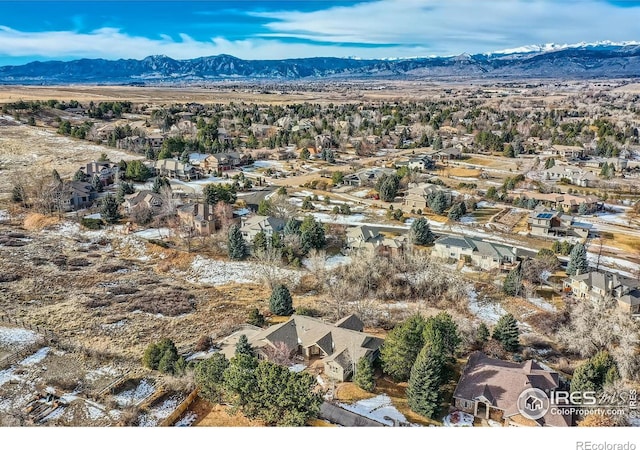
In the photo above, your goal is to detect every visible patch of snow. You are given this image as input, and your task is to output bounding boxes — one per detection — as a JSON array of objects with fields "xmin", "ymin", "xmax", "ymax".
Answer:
[
  {"xmin": 101, "ymin": 319, "xmax": 127, "ymax": 331},
  {"xmin": 20, "ymin": 347, "xmax": 49, "ymax": 366},
  {"xmin": 40, "ymin": 406, "xmax": 66, "ymax": 422},
  {"xmin": 174, "ymin": 411, "xmax": 198, "ymax": 427},
  {"xmin": 289, "ymin": 364, "xmax": 307, "ymax": 373},
  {"xmin": 302, "ymin": 254, "xmax": 352, "ymax": 270},
  {"xmin": 85, "ymin": 366, "xmax": 120, "ymax": 382},
  {"xmin": 487, "ymin": 419, "xmax": 502, "ymax": 427},
  {"xmin": 316, "ymin": 375, "xmax": 325, "ymax": 386},
  {"xmin": 526, "ymin": 297, "xmax": 556, "ymax": 312},
  {"xmin": 351, "ymin": 190, "xmax": 370, "ymax": 198},
  {"xmin": 0, "ymin": 210, "xmax": 9, "ymax": 221},
  {"xmin": 0, "ymin": 327, "xmax": 40, "ymax": 348},
  {"xmin": 113, "ymin": 379, "xmax": 155, "ymax": 407},
  {"xmin": 233, "ymin": 208, "xmax": 251, "ymax": 216},
  {"xmin": 83, "ymin": 213, "xmax": 102, "ymax": 220},
  {"xmin": 0, "ymin": 368, "xmax": 19, "ymax": 386},
  {"xmin": 133, "ymin": 228, "xmax": 174, "ymax": 240},
  {"xmin": 460, "ymin": 216, "xmax": 477, "ymax": 224},
  {"xmin": 185, "ymin": 348, "xmax": 219, "ymax": 362},
  {"xmin": 139, "ymin": 395, "xmax": 181, "ymax": 427},
  {"xmin": 477, "ymin": 201, "xmax": 495, "ymax": 208},
  {"xmin": 443, "ymin": 411, "xmax": 474, "ymax": 427},
  {"xmin": 467, "ymin": 288, "xmax": 506, "ymax": 325},
  {"xmin": 338, "ymin": 394, "xmax": 410, "ymax": 426},
  {"xmin": 186, "ymin": 255, "xmax": 301, "ymax": 286}
]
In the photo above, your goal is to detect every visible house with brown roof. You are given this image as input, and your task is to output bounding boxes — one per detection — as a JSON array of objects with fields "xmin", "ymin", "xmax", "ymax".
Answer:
[
  {"xmin": 55, "ymin": 181, "xmax": 95, "ymax": 212},
  {"xmin": 123, "ymin": 190, "xmax": 163, "ymax": 214},
  {"xmin": 239, "ymin": 314, "xmax": 383, "ymax": 382},
  {"xmin": 153, "ymin": 159, "xmax": 198, "ymax": 180},
  {"xmin": 345, "ymin": 225, "xmax": 406, "ymax": 257},
  {"xmin": 453, "ymin": 352, "xmax": 571, "ymax": 427},
  {"xmin": 177, "ymin": 201, "xmax": 216, "ymax": 236},
  {"xmin": 563, "ymin": 270, "xmax": 640, "ymax": 315}
]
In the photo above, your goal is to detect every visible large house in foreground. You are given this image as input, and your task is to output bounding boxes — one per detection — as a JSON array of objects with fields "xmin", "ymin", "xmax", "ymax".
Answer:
[
  {"xmin": 453, "ymin": 352, "xmax": 571, "ymax": 427},
  {"xmin": 563, "ymin": 270, "xmax": 640, "ymax": 315},
  {"xmin": 243, "ymin": 314, "xmax": 384, "ymax": 382},
  {"xmin": 431, "ymin": 236, "xmax": 519, "ymax": 271}
]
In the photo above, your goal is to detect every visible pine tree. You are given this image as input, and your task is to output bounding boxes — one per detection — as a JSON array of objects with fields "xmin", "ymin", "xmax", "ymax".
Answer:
[
  {"xmin": 410, "ymin": 217, "xmax": 435, "ymax": 245},
  {"xmin": 380, "ymin": 314, "xmax": 426, "ymax": 382},
  {"xmin": 194, "ymin": 353, "xmax": 229, "ymax": 403},
  {"xmin": 354, "ymin": 357, "xmax": 375, "ymax": 392},
  {"xmin": 476, "ymin": 323, "xmax": 490, "ymax": 344},
  {"xmin": 406, "ymin": 343, "xmax": 445, "ymax": 419},
  {"xmin": 91, "ymin": 174, "xmax": 103, "ymax": 193},
  {"xmin": 73, "ymin": 169, "xmax": 86, "ymax": 182},
  {"xmin": 100, "ymin": 194, "xmax": 120, "ymax": 224},
  {"xmin": 447, "ymin": 202, "xmax": 465, "ymax": 221},
  {"xmin": 578, "ymin": 202, "xmax": 588, "ymax": 215},
  {"xmin": 247, "ymin": 308, "xmax": 265, "ymax": 327},
  {"xmin": 492, "ymin": 313, "xmax": 520, "ymax": 352},
  {"xmin": 151, "ymin": 177, "xmax": 163, "ymax": 194},
  {"xmin": 544, "ymin": 158, "xmax": 555, "ymax": 169},
  {"xmin": 283, "ymin": 217, "xmax": 300, "ymax": 235},
  {"xmin": 566, "ymin": 242, "xmax": 589, "ymax": 275},
  {"xmin": 376, "ymin": 174, "xmax": 400, "ymax": 202},
  {"xmin": 299, "ymin": 215, "xmax": 326, "ymax": 253},
  {"xmin": 423, "ymin": 312, "xmax": 460, "ymax": 358},
  {"xmin": 269, "ymin": 284, "xmax": 294, "ymax": 316},
  {"xmin": 428, "ymin": 191, "xmax": 449, "ymax": 215},
  {"xmin": 252, "ymin": 231, "xmax": 268, "ymax": 252},
  {"xmin": 257, "ymin": 199, "xmax": 271, "ymax": 215},
  {"xmin": 503, "ymin": 266, "xmax": 523, "ymax": 296},
  {"xmin": 227, "ymin": 224, "xmax": 248, "ymax": 260},
  {"xmin": 299, "ymin": 148, "xmax": 310, "ymax": 160},
  {"xmin": 235, "ymin": 334, "xmax": 255, "ymax": 358}
]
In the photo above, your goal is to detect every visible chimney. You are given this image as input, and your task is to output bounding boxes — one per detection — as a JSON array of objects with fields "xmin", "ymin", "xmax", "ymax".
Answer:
[
  {"xmin": 203, "ymin": 202, "xmax": 210, "ymax": 220},
  {"xmin": 194, "ymin": 202, "xmax": 199, "ymax": 217}
]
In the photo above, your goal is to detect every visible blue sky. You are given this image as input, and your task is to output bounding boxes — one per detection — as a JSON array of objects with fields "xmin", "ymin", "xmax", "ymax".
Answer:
[{"xmin": 0, "ymin": 0, "xmax": 639, "ymax": 65}]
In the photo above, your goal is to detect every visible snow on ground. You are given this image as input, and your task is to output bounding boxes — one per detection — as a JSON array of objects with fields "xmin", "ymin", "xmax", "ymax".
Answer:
[
  {"xmin": 113, "ymin": 379, "xmax": 155, "ymax": 408},
  {"xmin": 460, "ymin": 216, "xmax": 477, "ymax": 224},
  {"xmin": 138, "ymin": 395, "xmax": 183, "ymax": 427},
  {"xmin": 587, "ymin": 253, "xmax": 639, "ymax": 278},
  {"xmin": 338, "ymin": 394, "xmax": 410, "ymax": 426},
  {"xmin": 477, "ymin": 201, "xmax": 495, "ymax": 208},
  {"xmin": 0, "ymin": 326, "xmax": 40, "ymax": 348},
  {"xmin": 185, "ymin": 349, "xmax": 219, "ymax": 362},
  {"xmin": 525, "ymin": 297, "xmax": 556, "ymax": 312},
  {"xmin": 133, "ymin": 228, "xmax": 174, "ymax": 240},
  {"xmin": 87, "ymin": 405, "xmax": 106, "ymax": 420},
  {"xmin": 85, "ymin": 366, "xmax": 120, "ymax": 382},
  {"xmin": 592, "ymin": 212, "xmax": 631, "ymax": 226},
  {"xmin": 0, "ymin": 210, "xmax": 9, "ymax": 221},
  {"xmin": 351, "ymin": 190, "xmax": 370, "ymax": 198},
  {"xmin": 186, "ymin": 255, "xmax": 301, "ymax": 286},
  {"xmin": 174, "ymin": 411, "xmax": 198, "ymax": 427},
  {"xmin": 20, "ymin": 347, "xmax": 49, "ymax": 366},
  {"xmin": 487, "ymin": 419, "xmax": 502, "ymax": 427},
  {"xmin": 288, "ymin": 364, "xmax": 307, "ymax": 373},
  {"xmin": 443, "ymin": 411, "xmax": 474, "ymax": 427},
  {"xmin": 310, "ymin": 212, "xmax": 378, "ymax": 227},
  {"xmin": 302, "ymin": 254, "xmax": 352, "ymax": 270},
  {"xmin": 467, "ymin": 288, "xmax": 506, "ymax": 325}
]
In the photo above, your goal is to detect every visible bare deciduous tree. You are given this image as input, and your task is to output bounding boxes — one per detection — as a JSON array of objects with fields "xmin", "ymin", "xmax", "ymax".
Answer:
[{"xmin": 262, "ymin": 341, "xmax": 297, "ymax": 366}]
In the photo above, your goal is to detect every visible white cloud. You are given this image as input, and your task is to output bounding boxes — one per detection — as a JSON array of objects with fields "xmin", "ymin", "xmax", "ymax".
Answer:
[
  {"xmin": 253, "ymin": 0, "xmax": 640, "ymax": 54},
  {"xmin": 0, "ymin": 0, "xmax": 639, "ymax": 62}
]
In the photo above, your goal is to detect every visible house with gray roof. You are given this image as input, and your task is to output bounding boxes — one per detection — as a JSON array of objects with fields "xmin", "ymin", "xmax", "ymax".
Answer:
[
  {"xmin": 240, "ymin": 215, "xmax": 285, "ymax": 241},
  {"xmin": 245, "ymin": 314, "xmax": 383, "ymax": 382},
  {"xmin": 528, "ymin": 209, "xmax": 593, "ymax": 239},
  {"xmin": 564, "ymin": 270, "xmax": 640, "ymax": 315},
  {"xmin": 345, "ymin": 225, "xmax": 406, "ymax": 256},
  {"xmin": 453, "ymin": 352, "xmax": 571, "ymax": 427},
  {"xmin": 432, "ymin": 235, "xmax": 518, "ymax": 271}
]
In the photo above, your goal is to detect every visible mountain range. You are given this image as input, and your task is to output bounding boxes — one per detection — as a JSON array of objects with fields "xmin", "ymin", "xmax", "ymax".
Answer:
[{"xmin": 2, "ymin": 43, "xmax": 640, "ymax": 84}]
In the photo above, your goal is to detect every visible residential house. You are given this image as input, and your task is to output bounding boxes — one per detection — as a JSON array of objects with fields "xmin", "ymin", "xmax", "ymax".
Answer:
[
  {"xmin": 432, "ymin": 235, "xmax": 519, "ymax": 271},
  {"xmin": 528, "ymin": 209, "xmax": 593, "ymax": 239},
  {"xmin": 342, "ymin": 168, "xmax": 396, "ymax": 187},
  {"xmin": 202, "ymin": 152, "xmax": 247, "ymax": 173},
  {"xmin": 146, "ymin": 133, "xmax": 166, "ymax": 150},
  {"xmin": 153, "ymin": 159, "xmax": 198, "ymax": 180},
  {"xmin": 85, "ymin": 161, "xmax": 119, "ymax": 186},
  {"xmin": 517, "ymin": 192, "xmax": 602, "ymax": 213},
  {"xmin": 542, "ymin": 144, "xmax": 585, "ymax": 160},
  {"xmin": 345, "ymin": 225, "xmax": 406, "ymax": 257},
  {"xmin": 55, "ymin": 181, "xmax": 95, "ymax": 212},
  {"xmin": 240, "ymin": 215, "xmax": 285, "ymax": 241},
  {"xmin": 541, "ymin": 165, "xmax": 598, "ymax": 187},
  {"xmin": 407, "ymin": 155, "xmax": 436, "ymax": 171},
  {"xmin": 403, "ymin": 183, "xmax": 453, "ymax": 210},
  {"xmin": 123, "ymin": 190, "xmax": 163, "ymax": 214},
  {"xmin": 563, "ymin": 271, "xmax": 640, "ymax": 315},
  {"xmin": 242, "ymin": 314, "xmax": 384, "ymax": 382},
  {"xmin": 453, "ymin": 351, "xmax": 571, "ymax": 427},
  {"xmin": 177, "ymin": 202, "xmax": 216, "ymax": 236}
]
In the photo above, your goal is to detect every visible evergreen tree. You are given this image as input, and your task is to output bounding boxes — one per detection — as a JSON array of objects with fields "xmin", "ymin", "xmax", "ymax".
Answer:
[
  {"xmin": 151, "ymin": 177, "xmax": 163, "ymax": 194},
  {"xmin": 503, "ymin": 266, "xmax": 523, "ymax": 296},
  {"xmin": 544, "ymin": 158, "xmax": 555, "ymax": 169},
  {"xmin": 194, "ymin": 353, "xmax": 229, "ymax": 403},
  {"xmin": 410, "ymin": 217, "xmax": 435, "ymax": 245},
  {"xmin": 299, "ymin": 215, "xmax": 326, "ymax": 253},
  {"xmin": 91, "ymin": 174, "xmax": 103, "ymax": 192},
  {"xmin": 100, "ymin": 194, "xmax": 120, "ymax": 224},
  {"xmin": 428, "ymin": 191, "xmax": 449, "ymax": 215},
  {"xmin": 406, "ymin": 343, "xmax": 445, "ymax": 419},
  {"xmin": 116, "ymin": 181, "xmax": 135, "ymax": 204},
  {"xmin": 252, "ymin": 231, "xmax": 268, "ymax": 252},
  {"xmin": 299, "ymin": 148, "xmax": 310, "ymax": 160},
  {"xmin": 571, "ymin": 351, "xmax": 619, "ymax": 394},
  {"xmin": 301, "ymin": 197, "xmax": 315, "ymax": 210},
  {"xmin": 235, "ymin": 334, "xmax": 255, "ymax": 358},
  {"xmin": 269, "ymin": 284, "xmax": 294, "ymax": 316},
  {"xmin": 124, "ymin": 159, "xmax": 152, "ymax": 182},
  {"xmin": 375, "ymin": 174, "xmax": 400, "ymax": 202},
  {"xmin": 526, "ymin": 198, "xmax": 538, "ymax": 210},
  {"xmin": 73, "ymin": 169, "xmax": 87, "ymax": 182},
  {"xmin": 354, "ymin": 357, "xmax": 375, "ymax": 392},
  {"xmin": 257, "ymin": 199, "xmax": 271, "ymax": 215},
  {"xmin": 566, "ymin": 242, "xmax": 589, "ymax": 276},
  {"xmin": 476, "ymin": 323, "xmax": 490, "ymax": 345},
  {"xmin": 223, "ymin": 353, "xmax": 259, "ymax": 409},
  {"xmin": 227, "ymin": 224, "xmax": 248, "ymax": 260},
  {"xmin": 247, "ymin": 308, "xmax": 265, "ymax": 327},
  {"xmin": 380, "ymin": 314, "xmax": 426, "ymax": 382},
  {"xmin": 578, "ymin": 202, "xmax": 588, "ymax": 216},
  {"xmin": 423, "ymin": 312, "xmax": 460, "ymax": 358},
  {"xmin": 447, "ymin": 202, "xmax": 465, "ymax": 221},
  {"xmin": 283, "ymin": 217, "xmax": 300, "ymax": 235},
  {"xmin": 492, "ymin": 313, "xmax": 520, "ymax": 352}
]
